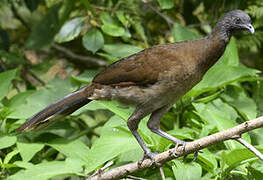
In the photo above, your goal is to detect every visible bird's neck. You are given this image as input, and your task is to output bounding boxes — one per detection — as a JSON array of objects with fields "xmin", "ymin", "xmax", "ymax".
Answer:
[
  {"xmin": 196, "ymin": 29, "xmax": 230, "ymax": 75},
  {"xmin": 211, "ymin": 21, "xmax": 232, "ymax": 43}
]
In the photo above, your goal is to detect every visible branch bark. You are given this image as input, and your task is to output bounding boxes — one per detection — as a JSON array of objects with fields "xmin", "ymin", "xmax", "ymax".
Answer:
[{"xmin": 87, "ymin": 116, "xmax": 263, "ymax": 180}]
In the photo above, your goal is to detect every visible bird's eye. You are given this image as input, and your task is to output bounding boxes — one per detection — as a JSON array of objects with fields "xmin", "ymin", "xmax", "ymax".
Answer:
[{"xmin": 235, "ymin": 18, "xmax": 241, "ymax": 24}]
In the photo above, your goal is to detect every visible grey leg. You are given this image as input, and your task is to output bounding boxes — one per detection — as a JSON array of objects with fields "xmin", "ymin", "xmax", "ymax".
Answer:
[
  {"xmin": 147, "ymin": 105, "xmax": 186, "ymax": 153},
  {"xmin": 127, "ymin": 109, "xmax": 158, "ymax": 165}
]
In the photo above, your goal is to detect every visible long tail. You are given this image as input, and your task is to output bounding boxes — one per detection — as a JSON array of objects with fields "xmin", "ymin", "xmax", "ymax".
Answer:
[{"xmin": 16, "ymin": 84, "xmax": 94, "ymax": 132}]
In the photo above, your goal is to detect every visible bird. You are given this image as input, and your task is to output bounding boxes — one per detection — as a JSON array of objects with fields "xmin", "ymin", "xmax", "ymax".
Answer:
[{"xmin": 17, "ymin": 10, "xmax": 254, "ymax": 164}]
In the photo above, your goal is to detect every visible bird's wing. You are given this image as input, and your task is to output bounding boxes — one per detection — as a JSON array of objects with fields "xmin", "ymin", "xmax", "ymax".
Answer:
[{"xmin": 93, "ymin": 44, "xmax": 182, "ymax": 86}]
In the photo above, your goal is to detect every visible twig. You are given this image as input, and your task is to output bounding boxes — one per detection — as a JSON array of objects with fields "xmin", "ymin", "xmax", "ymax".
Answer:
[
  {"xmin": 187, "ymin": 22, "xmax": 211, "ymax": 28},
  {"xmin": 126, "ymin": 175, "xmax": 147, "ymax": 180},
  {"xmin": 10, "ymin": 1, "xmax": 31, "ymax": 30},
  {"xmin": 52, "ymin": 44, "xmax": 107, "ymax": 67},
  {"xmin": 87, "ymin": 116, "xmax": 263, "ymax": 180},
  {"xmin": 235, "ymin": 137, "xmax": 263, "ymax": 161},
  {"xmin": 10, "ymin": 3, "xmax": 106, "ymax": 68},
  {"xmin": 142, "ymin": 1, "xmax": 174, "ymax": 28},
  {"xmin": 28, "ymin": 70, "xmax": 46, "ymax": 86},
  {"xmin": 70, "ymin": 121, "xmax": 105, "ymax": 141},
  {"xmin": 0, "ymin": 58, "xmax": 7, "ymax": 71},
  {"xmin": 88, "ymin": 161, "xmax": 114, "ymax": 178},
  {"xmin": 159, "ymin": 166, "xmax": 166, "ymax": 180},
  {"xmin": 92, "ymin": 5, "xmax": 116, "ymax": 11},
  {"xmin": 10, "ymin": 0, "xmax": 47, "ymax": 89}
]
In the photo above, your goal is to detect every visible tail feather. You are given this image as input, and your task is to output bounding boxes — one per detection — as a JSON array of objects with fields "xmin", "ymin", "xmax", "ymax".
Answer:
[{"xmin": 16, "ymin": 85, "xmax": 93, "ymax": 132}]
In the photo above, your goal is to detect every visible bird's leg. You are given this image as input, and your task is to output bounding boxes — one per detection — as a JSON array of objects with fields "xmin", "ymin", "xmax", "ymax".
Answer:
[
  {"xmin": 131, "ymin": 130, "xmax": 159, "ymax": 166},
  {"xmin": 127, "ymin": 109, "xmax": 158, "ymax": 166},
  {"xmin": 147, "ymin": 105, "xmax": 186, "ymax": 157}
]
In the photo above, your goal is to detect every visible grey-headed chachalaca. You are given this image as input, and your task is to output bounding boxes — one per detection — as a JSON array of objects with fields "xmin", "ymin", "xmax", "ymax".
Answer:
[{"xmin": 17, "ymin": 10, "xmax": 254, "ymax": 163}]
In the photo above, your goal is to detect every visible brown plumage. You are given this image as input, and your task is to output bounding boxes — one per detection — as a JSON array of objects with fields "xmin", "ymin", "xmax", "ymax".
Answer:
[{"xmin": 17, "ymin": 10, "xmax": 254, "ymax": 163}]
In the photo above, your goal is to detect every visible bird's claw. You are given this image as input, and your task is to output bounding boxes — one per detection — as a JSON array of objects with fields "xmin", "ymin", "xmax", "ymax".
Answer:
[
  {"xmin": 193, "ymin": 150, "xmax": 203, "ymax": 161},
  {"xmin": 173, "ymin": 141, "xmax": 186, "ymax": 157},
  {"xmin": 138, "ymin": 151, "xmax": 160, "ymax": 167},
  {"xmin": 183, "ymin": 150, "xmax": 203, "ymax": 162}
]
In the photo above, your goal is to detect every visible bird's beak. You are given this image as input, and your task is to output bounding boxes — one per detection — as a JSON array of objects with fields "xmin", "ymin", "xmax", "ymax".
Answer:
[{"xmin": 244, "ymin": 24, "xmax": 255, "ymax": 34}]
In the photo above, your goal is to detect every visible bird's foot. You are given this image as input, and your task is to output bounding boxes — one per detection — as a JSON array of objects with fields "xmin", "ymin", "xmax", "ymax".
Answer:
[
  {"xmin": 183, "ymin": 150, "xmax": 203, "ymax": 162},
  {"xmin": 173, "ymin": 140, "xmax": 186, "ymax": 157},
  {"xmin": 138, "ymin": 151, "xmax": 160, "ymax": 167}
]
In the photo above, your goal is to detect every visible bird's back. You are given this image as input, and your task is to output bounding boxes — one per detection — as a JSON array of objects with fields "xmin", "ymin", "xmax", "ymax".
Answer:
[{"xmin": 93, "ymin": 36, "xmax": 226, "ymax": 89}]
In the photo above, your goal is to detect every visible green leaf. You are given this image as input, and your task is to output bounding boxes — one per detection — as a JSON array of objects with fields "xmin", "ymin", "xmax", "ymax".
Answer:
[
  {"xmin": 4, "ymin": 149, "xmax": 19, "ymax": 164},
  {"xmin": 254, "ymin": 81, "xmax": 263, "ymax": 117},
  {"xmin": 100, "ymin": 12, "xmax": 125, "ymax": 37},
  {"xmin": 0, "ymin": 50, "xmax": 20, "ymax": 64},
  {"xmin": 167, "ymin": 127, "xmax": 196, "ymax": 140},
  {"xmin": 7, "ymin": 79, "xmax": 77, "ymax": 119},
  {"xmin": 100, "ymin": 44, "xmax": 143, "ymax": 62},
  {"xmin": 100, "ymin": 12, "xmax": 117, "ymax": 25},
  {"xmin": 8, "ymin": 158, "xmax": 83, "ymax": 180},
  {"xmin": 14, "ymin": 161, "xmax": 34, "ymax": 169},
  {"xmin": 82, "ymin": 29, "xmax": 104, "ymax": 53},
  {"xmin": 158, "ymin": 0, "xmax": 174, "ymax": 9},
  {"xmin": 0, "ymin": 69, "xmax": 17, "ymax": 101},
  {"xmin": 98, "ymin": 100, "xmax": 132, "ymax": 120},
  {"xmin": 101, "ymin": 24, "xmax": 125, "ymax": 37},
  {"xmin": 172, "ymin": 160, "xmax": 202, "ymax": 180},
  {"xmin": 222, "ymin": 147, "xmax": 263, "ymax": 167},
  {"xmin": 219, "ymin": 38, "xmax": 239, "ymax": 66},
  {"xmin": 71, "ymin": 70, "xmax": 99, "ymax": 84},
  {"xmin": 56, "ymin": 17, "xmax": 85, "ymax": 43},
  {"xmin": 47, "ymin": 138, "xmax": 89, "ymax": 164},
  {"xmin": 193, "ymin": 99, "xmax": 250, "ymax": 150},
  {"xmin": 196, "ymin": 149, "xmax": 218, "ymax": 172},
  {"xmin": 248, "ymin": 162, "xmax": 263, "ymax": 180},
  {"xmin": 190, "ymin": 65, "xmax": 258, "ymax": 97},
  {"xmin": 0, "ymin": 134, "xmax": 17, "ymax": 149},
  {"xmin": 5, "ymin": 90, "xmax": 34, "ymax": 108},
  {"xmin": 130, "ymin": 19, "xmax": 148, "ymax": 43},
  {"xmin": 84, "ymin": 100, "xmax": 156, "ymax": 173},
  {"xmin": 79, "ymin": 0, "xmax": 95, "ymax": 16},
  {"xmin": 6, "ymin": 91, "xmax": 35, "ymax": 119},
  {"xmin": 221, "ymin": 85, "xmax": 257, "ymax": 120},
  {"xmin": 173, "ymin": 23, "xmax": 201, "ymax": 42},
  {"xmin": 17, "ymin": 142, "xmax": 44, "ymax": 162},
  {"xmin": 73, "ymin": 100, "xmax": 105, "ymax": 113},
  {"xmin": 85, "ymin": 116, "xmax": 141, "ymax": 173},
  {"xmin": 116, "ymin": 11, "xmax": 129, "ymax": 27},
  {"xmin": 26, "ymin": 3, "xmax": 62, "ymax": 50},
  {"xmin": 187, "ymin": 39, "xmax": 259, "ymax": 98}
]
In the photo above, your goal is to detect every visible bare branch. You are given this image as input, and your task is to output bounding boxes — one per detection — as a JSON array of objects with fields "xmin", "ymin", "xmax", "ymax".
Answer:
[
  {"xmin": 126, "ymin": 175, "xmax": 147, "ymax": 180},
  {"xmin": 0, "ymin": 58, "xmax": 7, "ymax": 71},
  {"xmin": 10, "ymin": 1, "xmax": 31, "ymax": 30},
  {"xmin": 28, "ymin": 70, "xmax": 46, "ymax": 86},
  {"xmin": 141, "ymin": 1, "xmax": 174, "ymax": 28},
  {"xmin": 187, "ymin": 22, "xmax": 211, "ymax": 28},
  {"xmin": 159, "ymin": 166, "xmax": 166, "ymax": 180},
  {"xmin": 235, "ymin": 137, "xmax": 263, "ymax": 161},
  {"xmin": 52, "ymin": 44, "xmax": 107, "ymax": 67},
  {"xmin": 89, "ymin": 161, "xmax": 114, "ymax": 178},
  {"xmin": 88, "ymin": 116, "xmax": 263, "ymax": 180}
]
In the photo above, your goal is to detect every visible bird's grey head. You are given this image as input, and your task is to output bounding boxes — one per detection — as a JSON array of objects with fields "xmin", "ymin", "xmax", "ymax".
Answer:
[{"xmin": 214, "ymin": 10, "xmax": 254, "ymax": 41}]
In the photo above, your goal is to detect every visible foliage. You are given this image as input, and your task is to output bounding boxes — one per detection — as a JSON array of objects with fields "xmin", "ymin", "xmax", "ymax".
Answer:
[{"xmin": 0, "ymin": 0, "xmax": 263, "ymax": 179}]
